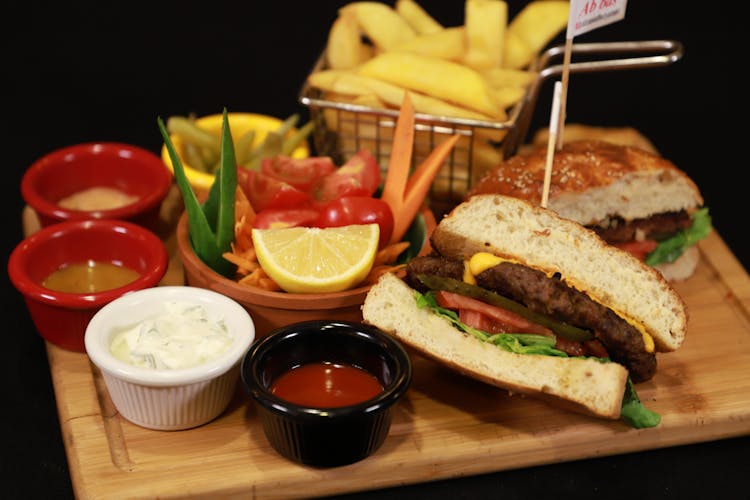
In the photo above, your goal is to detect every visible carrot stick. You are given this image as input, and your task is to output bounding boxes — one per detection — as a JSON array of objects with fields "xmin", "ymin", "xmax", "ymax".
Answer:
[
  {"xmin": 380, "ymin": 92, "xmax": 415, "ymax": 214},
  {"xmin": 390, "ymin": 134, "xmax": 460, "ymax": 244},
  {"xmin": 374, "ymin": 241, "xmax": 411, "ymax": 266},
  {"xmin": 405, "ymin": 134, "xmax": 461, "ymax": 199}
]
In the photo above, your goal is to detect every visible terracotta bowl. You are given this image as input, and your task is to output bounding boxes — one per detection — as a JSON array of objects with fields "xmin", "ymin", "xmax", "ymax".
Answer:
[
  {"xmin": 176, "ymin": 209, "xmax": 435, "ymax": 338},
  {"xmin": 21, "ymin": 142, "xmax": 173, "ymax": 232},
  {"xmin": 8, "ymin": 219, "xmax": 169, "ymax": 352}
]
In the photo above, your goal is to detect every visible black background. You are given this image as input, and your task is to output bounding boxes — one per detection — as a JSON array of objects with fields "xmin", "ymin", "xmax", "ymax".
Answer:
[{"xmin": 3, "ymin": 2, "xmax": 747, "ymax": 499}]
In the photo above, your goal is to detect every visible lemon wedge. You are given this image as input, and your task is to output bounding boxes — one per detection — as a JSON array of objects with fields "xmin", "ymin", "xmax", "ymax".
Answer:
[{"xmin": 251, "ymin": 224, "xmax": 380, "ymax": 293}]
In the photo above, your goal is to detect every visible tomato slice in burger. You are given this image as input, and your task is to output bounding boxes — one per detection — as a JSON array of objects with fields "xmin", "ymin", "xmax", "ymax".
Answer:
[
  {"xmin": 238, "ymin": 169, "xmax": 311, "ymax": 212},
  {"xmin": 261, "ymin": 155, "xmax": 336, "ymax": 192},
  {"xmin": 615, "ymin": 240, "xmax": 659, "ymax": 261},
  {"xmin": 434, "ymin": 290, "xmax": 553, "ymax": 336},
  {"xmin": 313, "ymin": 149, "xmax": 382, "ymax": 202}
]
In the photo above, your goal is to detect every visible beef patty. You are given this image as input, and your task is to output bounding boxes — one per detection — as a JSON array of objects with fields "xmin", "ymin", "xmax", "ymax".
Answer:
[
  {"xmin": 591, "ymin": 210, "xmax": 692, "ymax": 244},
  {"xmin": 406, "ymin": 256, "xmax": 656, "ymax": 382}
]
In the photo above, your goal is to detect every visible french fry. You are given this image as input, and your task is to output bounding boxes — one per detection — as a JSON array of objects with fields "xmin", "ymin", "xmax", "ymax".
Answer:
[
  {"xmin": 505, "ymin": 0, "xmax": 569, "ymax": 68},
  {"xmin": 357, "ymin": 51, "xmax": 503, "ymax": 118},
  {"xmin": 481, "ymin": 67, "xmax": 535, "ymax": 89},
  {"xmin": 502, "ymin": 30, "xmax": 535, "ymax": 69},
  {"xmin": 392, "ymin": 26, "xmax": 466, "ymax": 61},
  {"xmin": 307, "ymin": 69, "xmax": 344, "ymax": 90},
  {"xmin": 342, "ymin": 1, "xmax": 417, "ymax": 51},
  {"xmin": 350, "ymin": 93, "xmax": 386, "ymax": 108},
  {"xmin": 395, "ymin": 0, "xmax": 444, "ymax": 35},
  {"xmin": 308, "ymin": 69, "xmax": 372, "ymax": 95},
  {"xmin": 309, "ymin": 70, "xmax": 502, "ymax": 122},
  {"xmin": 429, "ymin": 137, "xmax": 504, "ymax": 197},
  {"xmin": 463, "ymin": 0, "xmax": 507, "ymax": 70},
  {"xmin": 490, "ymin": 85, "xmax": 527, "ymax": 109},
  {"xmin": 326, "ymin": 10, "xmax": 370, "ymax": 70}
]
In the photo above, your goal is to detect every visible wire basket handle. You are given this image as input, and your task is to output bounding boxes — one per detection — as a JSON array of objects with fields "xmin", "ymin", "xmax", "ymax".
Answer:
[
  {"xmin": 505, "ymin": 39, "xmax": 684, "ymax": 156},
  {"xmin": 537, "ymin": 39, "xmax": 683, "ymax": 77}
]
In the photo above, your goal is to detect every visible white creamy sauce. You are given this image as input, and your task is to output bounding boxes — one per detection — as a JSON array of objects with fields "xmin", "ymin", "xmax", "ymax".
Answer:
[{"xmin": 110, "ymin": 301, "xmax": 234, "ymax": 370}]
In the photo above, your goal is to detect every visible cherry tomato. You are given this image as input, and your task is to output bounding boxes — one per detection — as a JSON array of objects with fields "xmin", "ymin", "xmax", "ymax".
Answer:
[
  {"xmin": 312, "ymin": 149, "xmax": 382, "ymax": 202},
  {"xmin": 238, "ymin": 169, "xmax": 311, "ymax": 212},
  {"xmin": 253, "ymin": 207, "xmax": 321, "ymax": 229},
  {"xmin": 261, "ymin": 156, "xmax": 336, "ymax": 192},
  {"xmin": 315, "ymin": 196, "xmax": 394, "ymax": 249}
]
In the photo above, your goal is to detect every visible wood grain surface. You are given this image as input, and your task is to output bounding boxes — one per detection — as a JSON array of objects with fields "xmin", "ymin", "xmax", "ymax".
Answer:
[{"xmin": 24, "ymin": 205, "xmax": 750, "ymax": 499}]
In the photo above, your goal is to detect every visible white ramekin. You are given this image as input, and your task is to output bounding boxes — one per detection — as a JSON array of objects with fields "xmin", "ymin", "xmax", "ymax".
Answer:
[{"xmin": 84, "ymin": 286, "xmax": 256, "ymax": 430}]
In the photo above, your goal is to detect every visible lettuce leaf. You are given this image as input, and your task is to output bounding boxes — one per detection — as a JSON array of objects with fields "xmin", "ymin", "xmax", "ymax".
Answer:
[
  {"xmin": 620, "ymin": 377, "xmax": 661, "ymax": 428},
  {"xmin": 416, "ymin": 290, "xmax": 568, "ymax": 356},
  {"xmin": 645, "ymin": 208, "xmax": 712, "ymax": 266}
]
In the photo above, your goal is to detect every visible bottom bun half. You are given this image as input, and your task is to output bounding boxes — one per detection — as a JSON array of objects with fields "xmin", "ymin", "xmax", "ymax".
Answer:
[{"xmin": 362, "ymin": 272, "xmax": 629, "ymax": 420}]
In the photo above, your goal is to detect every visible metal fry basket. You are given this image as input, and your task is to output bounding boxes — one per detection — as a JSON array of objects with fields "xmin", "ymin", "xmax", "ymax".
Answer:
[{"xmin": 299, "ymin": 40, "xmax": 683, "ymax": 216}]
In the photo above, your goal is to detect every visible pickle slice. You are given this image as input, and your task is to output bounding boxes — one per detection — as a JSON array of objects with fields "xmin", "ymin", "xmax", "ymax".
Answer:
[{"xmin": 415, "ymin": 274, "xmax": 593, "ymax": 342}]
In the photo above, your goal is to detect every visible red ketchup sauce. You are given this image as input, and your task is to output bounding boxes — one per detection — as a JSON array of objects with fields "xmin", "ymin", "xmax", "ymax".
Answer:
[{"xmin": 270, "ymin": 362, "xmax": 383, "ymax": 408}]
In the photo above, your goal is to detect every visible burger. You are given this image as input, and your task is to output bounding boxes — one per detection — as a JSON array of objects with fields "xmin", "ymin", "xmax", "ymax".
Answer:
[{"xmin": 467, "ymin": 139, "xmax": 712, "ymax": 281}]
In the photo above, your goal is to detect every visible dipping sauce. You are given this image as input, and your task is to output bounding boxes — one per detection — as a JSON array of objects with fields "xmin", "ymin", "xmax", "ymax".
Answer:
[
  {"xmin": 42, "ymin": 260, "xmax": 140, "ymax": 293},
  {"xmin": 58, "ymin": 186, "xmax": 139, "ymax": 211},
  {"xmin": 270, "ymin": 362, "xmax": 383, "ymax": 408},
  {"xmin": 109, "ymin": 301, "xmax": 234, "ymax": 370}
]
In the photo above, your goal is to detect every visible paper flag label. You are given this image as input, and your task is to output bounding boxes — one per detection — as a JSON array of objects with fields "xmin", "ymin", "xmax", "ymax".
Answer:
[{"xmin": 567, "ymin": 0, "xmax": 628, "ymax": 38}]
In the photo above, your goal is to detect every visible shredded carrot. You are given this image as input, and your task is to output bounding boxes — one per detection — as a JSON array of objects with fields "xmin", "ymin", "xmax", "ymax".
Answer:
[
  {"xmin": 238, "ymin": 266, "xmax": 263, "ymax": 285},
  {"xmin": 234, "ymin": 186, "xmax": 255, "ymax": 227},
  {"xmin": 258, "ymin": 277, "xmax": 282, "ymax": 291},
  {"xmin": 222, "ymin": 252, "xmax": 259, "ymax": 275}
]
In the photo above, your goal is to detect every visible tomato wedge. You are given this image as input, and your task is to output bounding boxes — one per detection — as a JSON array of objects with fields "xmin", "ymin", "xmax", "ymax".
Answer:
[
  {"xmin": 238, "ymin": 169, "xmax": 311, "ymax": 212},
  {"xmin": 313, "ymin": 149, "xmax": 381, "ymax": 202},
  {"xmin": 261, "ymin": 156, "xmax": 336, "ymax": 192},
  {"xmin": 434, "ymin": 290, "xmax": 553, "ymax": 336},
  {"xmin": 315, "ymin": 196, "xmax": 394, "ymax": 249},
  {"xmin": 253, "ymin": 207, "xmax": 321, "ymax": 229}
]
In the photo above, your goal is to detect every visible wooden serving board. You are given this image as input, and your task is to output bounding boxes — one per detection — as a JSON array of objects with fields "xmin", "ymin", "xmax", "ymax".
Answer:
[{"xmin": 24, "ymin": 205, "xmax": 750, "ymax": 499}]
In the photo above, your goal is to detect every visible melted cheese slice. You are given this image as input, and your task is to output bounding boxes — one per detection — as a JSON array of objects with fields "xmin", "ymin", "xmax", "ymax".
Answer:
[{"xmin": 465, "ymin": 252, "xmax": 655, "ymax": 353}]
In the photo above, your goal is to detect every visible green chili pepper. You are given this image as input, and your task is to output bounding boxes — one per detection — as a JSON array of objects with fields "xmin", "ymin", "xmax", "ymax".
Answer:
[
  {"xmin": 282, "ymin": 120, "xmax": 315, "ymax": 156},
  {"xmin": 214, "ymin": 109, "xmax": 238, "ymax": 255},
  {"xmin": 243, "ymin": 131, "xmax": 283, "ymax": 170},
  {"xmin": 158, "ymin": 108, "xmax": 236, "ymax": 277},
  {"xmin": 166, "ymin": 116, "xmax": 220, "ymax": 152},
  {"xmin": 242, "ymin": 113, "xmax": 304, "ymax": 170},
  {"xmin": 234, "ymin": 129, "xmax": 256, "ymax": 165}
]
